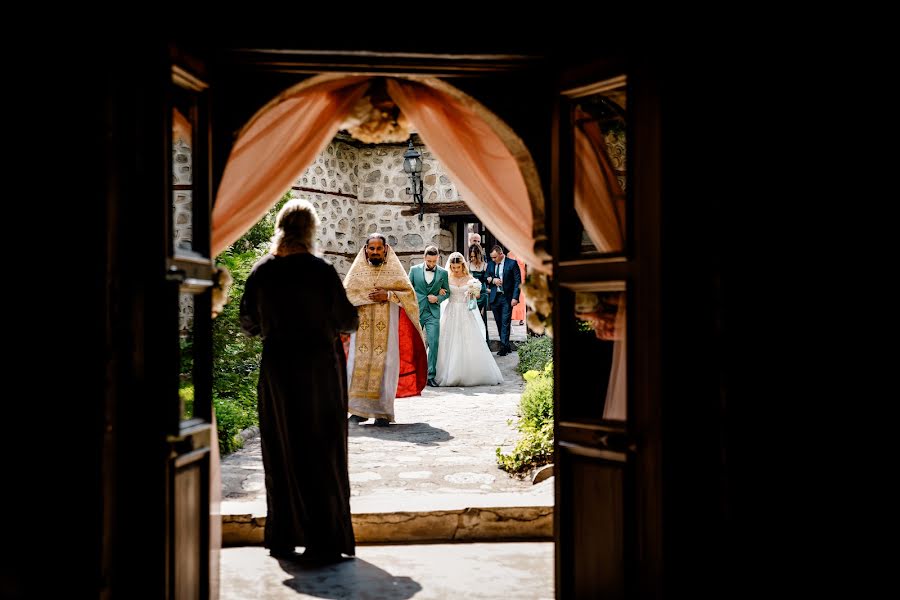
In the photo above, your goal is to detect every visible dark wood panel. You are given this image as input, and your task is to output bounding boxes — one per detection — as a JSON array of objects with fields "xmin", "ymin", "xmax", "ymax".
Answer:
[
  {"xmin": 557, "ymin": 260, "xmax": 632, "ymax": 288},
  {"xmin": 559, "ymin": 452, "xmax": 625, "ymax": 599},
  {"xmin": 630, "ymin": 62, "xmax": 664, "ymax": 599},
  {"xmin": 173, "ymin": 457, "xmax": 208, "ymax": 600},
  {"xmin": 558, "ymin": 423, "xmax": 632, "ymax": 455},
  {"xmin": 224, "ymin": 49, "xmax": 544, "ymax": 76}
]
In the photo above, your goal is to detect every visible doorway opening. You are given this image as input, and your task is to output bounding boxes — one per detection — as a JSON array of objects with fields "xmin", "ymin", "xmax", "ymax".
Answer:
[
  {"xmin": 206, "ymin": 75, "xmax": 557, "ymax": 560},
  {"xmin": 215, "ymin": 132, "xmax": 552, "ymax": 527}
]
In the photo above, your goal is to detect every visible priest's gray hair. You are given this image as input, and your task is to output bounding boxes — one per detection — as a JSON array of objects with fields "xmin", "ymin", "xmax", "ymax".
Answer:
[{"xmin": 272, "ymin": 198, "xmax": 319, "ymax": 255}]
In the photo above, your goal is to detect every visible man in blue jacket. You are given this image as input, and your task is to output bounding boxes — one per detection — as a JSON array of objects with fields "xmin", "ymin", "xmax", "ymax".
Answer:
[{"xmin": 486, "ymin": 245, "xmax": 521, "ymax": 356}]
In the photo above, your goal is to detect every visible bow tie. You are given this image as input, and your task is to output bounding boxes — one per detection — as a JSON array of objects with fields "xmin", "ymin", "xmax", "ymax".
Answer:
[{"xmin": 425, "ymin": 267, "xmax": 435, "ymax": 272}]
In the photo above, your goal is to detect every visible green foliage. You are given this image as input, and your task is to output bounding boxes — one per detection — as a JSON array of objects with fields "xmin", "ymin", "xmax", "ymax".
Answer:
[
  {"xmin": 214, "ymin": 396, "xmax": 253, "ymax": 454},
  {"xmin": 519, "ymin": 362, "xmax": 554, "ymax": 429},
  {"xmin": 497, "ymin": 361, "xmax": 554, "ymax": 475},
  {"xmin": 495, "ymin": 421, "xmax": 554, "ymax": 476},
  {"xmin": 180, "ymin": 192, "xmax": 292, "ymax": 454},
  {"xmin": 179, "ymin": 380, "xmax": 194, "ymax": 419},
  {"xmin": 515, "ymin": 334, "xmax": 553, "ymax": 374},
  {"xmin": 225, "ymin": 194, "xmax": 290, "ymax": 254}
]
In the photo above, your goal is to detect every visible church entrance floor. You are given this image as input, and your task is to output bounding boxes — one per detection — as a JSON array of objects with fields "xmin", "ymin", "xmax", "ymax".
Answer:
[{"xmin": 221, "ymin": 319, "xmax": 552, "ymax": 545}]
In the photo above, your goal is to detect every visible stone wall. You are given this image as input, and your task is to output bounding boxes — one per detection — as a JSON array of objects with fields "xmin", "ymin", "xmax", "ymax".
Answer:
[
  {"xmin": 294, "ymin": 138, "xmax": 460, "ymax": 277},
  {"xmin": 172, "ymin": 138, "xmax": 193, "ymax": 252},
  {"xmin": 176, "ymin": 136, "xmax": 464, "ymax": 333},
  {"xmin": 173, "ymin": 137, "xmax": 194, "ymax": 332}
]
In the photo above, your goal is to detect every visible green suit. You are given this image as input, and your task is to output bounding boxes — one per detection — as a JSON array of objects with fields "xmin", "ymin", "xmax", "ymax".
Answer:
[{"xmin": 409, "ymin": 263, "xmax": 450, "ymax": 379}]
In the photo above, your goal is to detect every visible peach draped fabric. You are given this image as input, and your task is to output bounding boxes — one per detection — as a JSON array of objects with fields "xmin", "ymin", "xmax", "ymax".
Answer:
[
  {"xmin": 386, "ymin": 79, "xmax": 547, "ymax": 273},
  {"xmin": 573, "ymin": 109, "xmax": 627, "ymax": 420},
  {"xmin": 173, "ymin": 108, "xmax": 192, "ymax": 144},
  {"xmin": 211, "ymin": 77, "xmax": 369, "ymax": 256},
  {"xmin": 574, "ymin": 110, "xmax": 625, "ymax": 253},
  {"xmin": 211, "ymin": 75, "xmax": 548, "ymax": 273}
]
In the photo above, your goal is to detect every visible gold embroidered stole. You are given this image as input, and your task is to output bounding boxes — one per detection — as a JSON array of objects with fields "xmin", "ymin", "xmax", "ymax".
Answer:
[
  {"xmin": 343, "ymin": 247, "xmax": 424, "ymax": 399},
  {"xmin": 351, "ymin": 302, "xmax": 391, "ymax": 399}
]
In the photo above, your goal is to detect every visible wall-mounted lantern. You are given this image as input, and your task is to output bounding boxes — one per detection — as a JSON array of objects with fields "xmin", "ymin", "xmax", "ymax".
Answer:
[{"xmin": 403, "ymin": 140, "xmax": 425, "ymax": 220}]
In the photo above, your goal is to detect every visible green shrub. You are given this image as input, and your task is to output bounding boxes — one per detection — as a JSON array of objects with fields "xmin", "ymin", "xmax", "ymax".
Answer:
[
  {"xmin": 179, "ymin": 380, "xmax": 194, "ymax": 418},
  {"xmin": 519, "ymin": 362, "xmax": 553, "ymax": 429},
  {"xmin": 495, "ymin": 420, "xmax": 554, "ymax": 475},
  {"xmin": 214, "ymin": 396, "xmax": 253, "ymax": 454},
  {"xmin": 177, "ymin": 382, "xmax": 251, "ymax": 454},
  {"xmin": 180, "ymin": 193, "xmax": 292, "ymax": 454},
  {"xmin": 516, "ymin": 334, "xmax": 553, "ymax": 374},
  {"xmin": 497, "ymin": 361, "xmax": 554, "ymax": 475}
]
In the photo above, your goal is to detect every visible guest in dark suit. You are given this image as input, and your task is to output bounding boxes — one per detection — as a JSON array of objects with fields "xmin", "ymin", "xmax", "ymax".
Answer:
[{"xmin": 486, "ymin": 244, "xmax": 521, "ymax": 356}]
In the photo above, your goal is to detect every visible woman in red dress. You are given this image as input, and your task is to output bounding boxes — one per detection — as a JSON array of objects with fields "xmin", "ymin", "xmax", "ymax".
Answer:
[{"xmin": 507, "ymin": 251, "xmax": 527, "ymax": 325}]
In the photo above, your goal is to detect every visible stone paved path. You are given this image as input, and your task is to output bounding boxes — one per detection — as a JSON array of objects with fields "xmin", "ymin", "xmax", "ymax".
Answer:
[
  {"xmin": 221, "ymin": 319, "xmax": 554, "ymax": 515},
  {"xmin": 221, "ymin": 542, "xmax": 554, "ymax": 599}
]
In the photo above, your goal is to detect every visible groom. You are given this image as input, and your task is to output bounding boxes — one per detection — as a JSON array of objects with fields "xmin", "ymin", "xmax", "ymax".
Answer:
[
  {"xmin": 409, "ymin": 246, "xmax": 449, "ymax": 387},
  {"xmin": 487, "ymin": 244, "xmax": 521, "ymax": 356}
]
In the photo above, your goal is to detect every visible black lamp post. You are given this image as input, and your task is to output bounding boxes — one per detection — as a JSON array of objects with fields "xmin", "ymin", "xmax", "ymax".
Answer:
[{"xmin": 403, "ymin": 139, "xmax": 425, "ymax": 220}]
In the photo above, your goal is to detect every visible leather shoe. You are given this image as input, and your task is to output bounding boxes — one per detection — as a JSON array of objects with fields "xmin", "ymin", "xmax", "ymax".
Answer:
[
  {"xmin": 497, "ymin": 349, "xmax": 508, "ymax": 356},
  {"xmin": 373, "ymin": 418, "xmax": 390, "ymax": 427},
  {"xmin": 269, "ymin": 546, "xmax": 298, "ymax": 559},
  {"xmin": 427, "ymin": 378, "xmax": 438, "ymax": 387},
  {"xmin": 348, "ymin": 414, "xmax": 367, "ymax": 425}
]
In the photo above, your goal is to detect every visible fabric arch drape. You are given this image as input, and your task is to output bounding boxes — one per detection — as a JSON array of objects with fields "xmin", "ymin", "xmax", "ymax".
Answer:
[
  {"xmin": 386, "ymin": 79, "xmax": 546, "ymax": 273},
  {"xmin": 211, "ymin": 74, "xmax": 548, "ymax": 273},
  {"xmin": 173, "ymin": 108, "xmax": 192, "ymax": 145},
  {"xmin": 572, "ymin": 108, "xmax": 627, "ymax": 421},
  {"xmin": 573, "ymin": 109, "xmax": 625, "ymax": 253},
  {"xmin": 211, "ymin": 77, "xmax": 369, "ymax": 256}
]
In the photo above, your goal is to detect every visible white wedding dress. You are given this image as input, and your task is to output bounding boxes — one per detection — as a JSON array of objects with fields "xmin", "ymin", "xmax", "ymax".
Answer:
[{"xmin": 434, "ymin": 280, "xmax": 504, "ymax": 387}]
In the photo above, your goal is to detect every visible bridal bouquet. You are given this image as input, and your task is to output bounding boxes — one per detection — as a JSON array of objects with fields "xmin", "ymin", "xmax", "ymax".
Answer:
[{"xmin": 465, "ymin": 279, "xmax": 481, "ymax": 310}]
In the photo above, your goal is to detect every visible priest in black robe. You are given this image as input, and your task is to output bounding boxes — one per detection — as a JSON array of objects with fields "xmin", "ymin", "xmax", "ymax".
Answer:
[{"xmin": 239, "ymin": 198, "xmax": 359, "ymax": 561}]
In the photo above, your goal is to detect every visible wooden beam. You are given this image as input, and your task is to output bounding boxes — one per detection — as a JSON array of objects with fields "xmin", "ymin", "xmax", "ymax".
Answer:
[
  {"xmin": 224, "ymin": 49, "xmax": 543, "ymax": 76},
  {"xmin": 400, "ymin": 201, "xmax": 472, "ymax": 217}
]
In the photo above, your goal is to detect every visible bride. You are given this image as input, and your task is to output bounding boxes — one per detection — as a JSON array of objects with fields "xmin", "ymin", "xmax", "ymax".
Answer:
[{"xmin": 434, "ymin": 252, "xmax": 504, "ymax": 387}]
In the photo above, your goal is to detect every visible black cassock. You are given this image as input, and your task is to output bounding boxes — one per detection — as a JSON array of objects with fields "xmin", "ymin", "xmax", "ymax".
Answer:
[{"xmin": 240, "ymin": 253, "xmax": 359, "ymax": 554}]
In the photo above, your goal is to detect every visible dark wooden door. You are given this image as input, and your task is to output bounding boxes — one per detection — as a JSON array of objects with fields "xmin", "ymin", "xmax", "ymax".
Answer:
[
  {"xmin": 90, "ymin": 41, "xmax": 218, "ymax": 600},
  {"xmin": 551, "ymin": 59, "xmax": 662, "ymax": 599},
  {"xmin": 164, "ymin": 49, "xmax": 216, "ymax": 600}
]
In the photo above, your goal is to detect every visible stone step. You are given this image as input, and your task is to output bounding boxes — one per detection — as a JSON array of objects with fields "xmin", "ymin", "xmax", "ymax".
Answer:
[{"xmin": 222, "ymin": 504, "xmax": 552, "ymax": 546}]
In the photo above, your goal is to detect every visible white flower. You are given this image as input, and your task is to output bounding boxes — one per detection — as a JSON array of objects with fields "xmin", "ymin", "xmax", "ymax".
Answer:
[
  {"xmin": 534, "ymin": 299, "xmax": 552, "ymax": 316},
  {"xmin": 211, "ymin": 266, "xmax": 233, "ymax": 318},
  {"xmin": 523, "ymin": 272, "xmax": 553, "ymax": 337},
  {"xmin": 526, "ymin": 311, "xmax": 547, "ymax": 335}
]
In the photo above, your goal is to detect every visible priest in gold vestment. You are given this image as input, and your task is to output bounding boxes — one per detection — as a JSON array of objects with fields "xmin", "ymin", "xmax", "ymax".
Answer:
[{"xmin": 343, "ymin": 234, "xmax": 427, "ymax": 426}]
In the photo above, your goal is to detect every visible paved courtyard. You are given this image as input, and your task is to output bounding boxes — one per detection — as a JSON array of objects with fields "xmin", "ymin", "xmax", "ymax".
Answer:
[{"xmin": 221, "ymin": 319, "xmax": 553, "ymax": 516}]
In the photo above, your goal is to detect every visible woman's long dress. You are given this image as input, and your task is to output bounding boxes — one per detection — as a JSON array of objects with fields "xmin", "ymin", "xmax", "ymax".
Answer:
[{"xmin": 434, "ymin": 281, "xmax": 504, "ymax": 387}]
